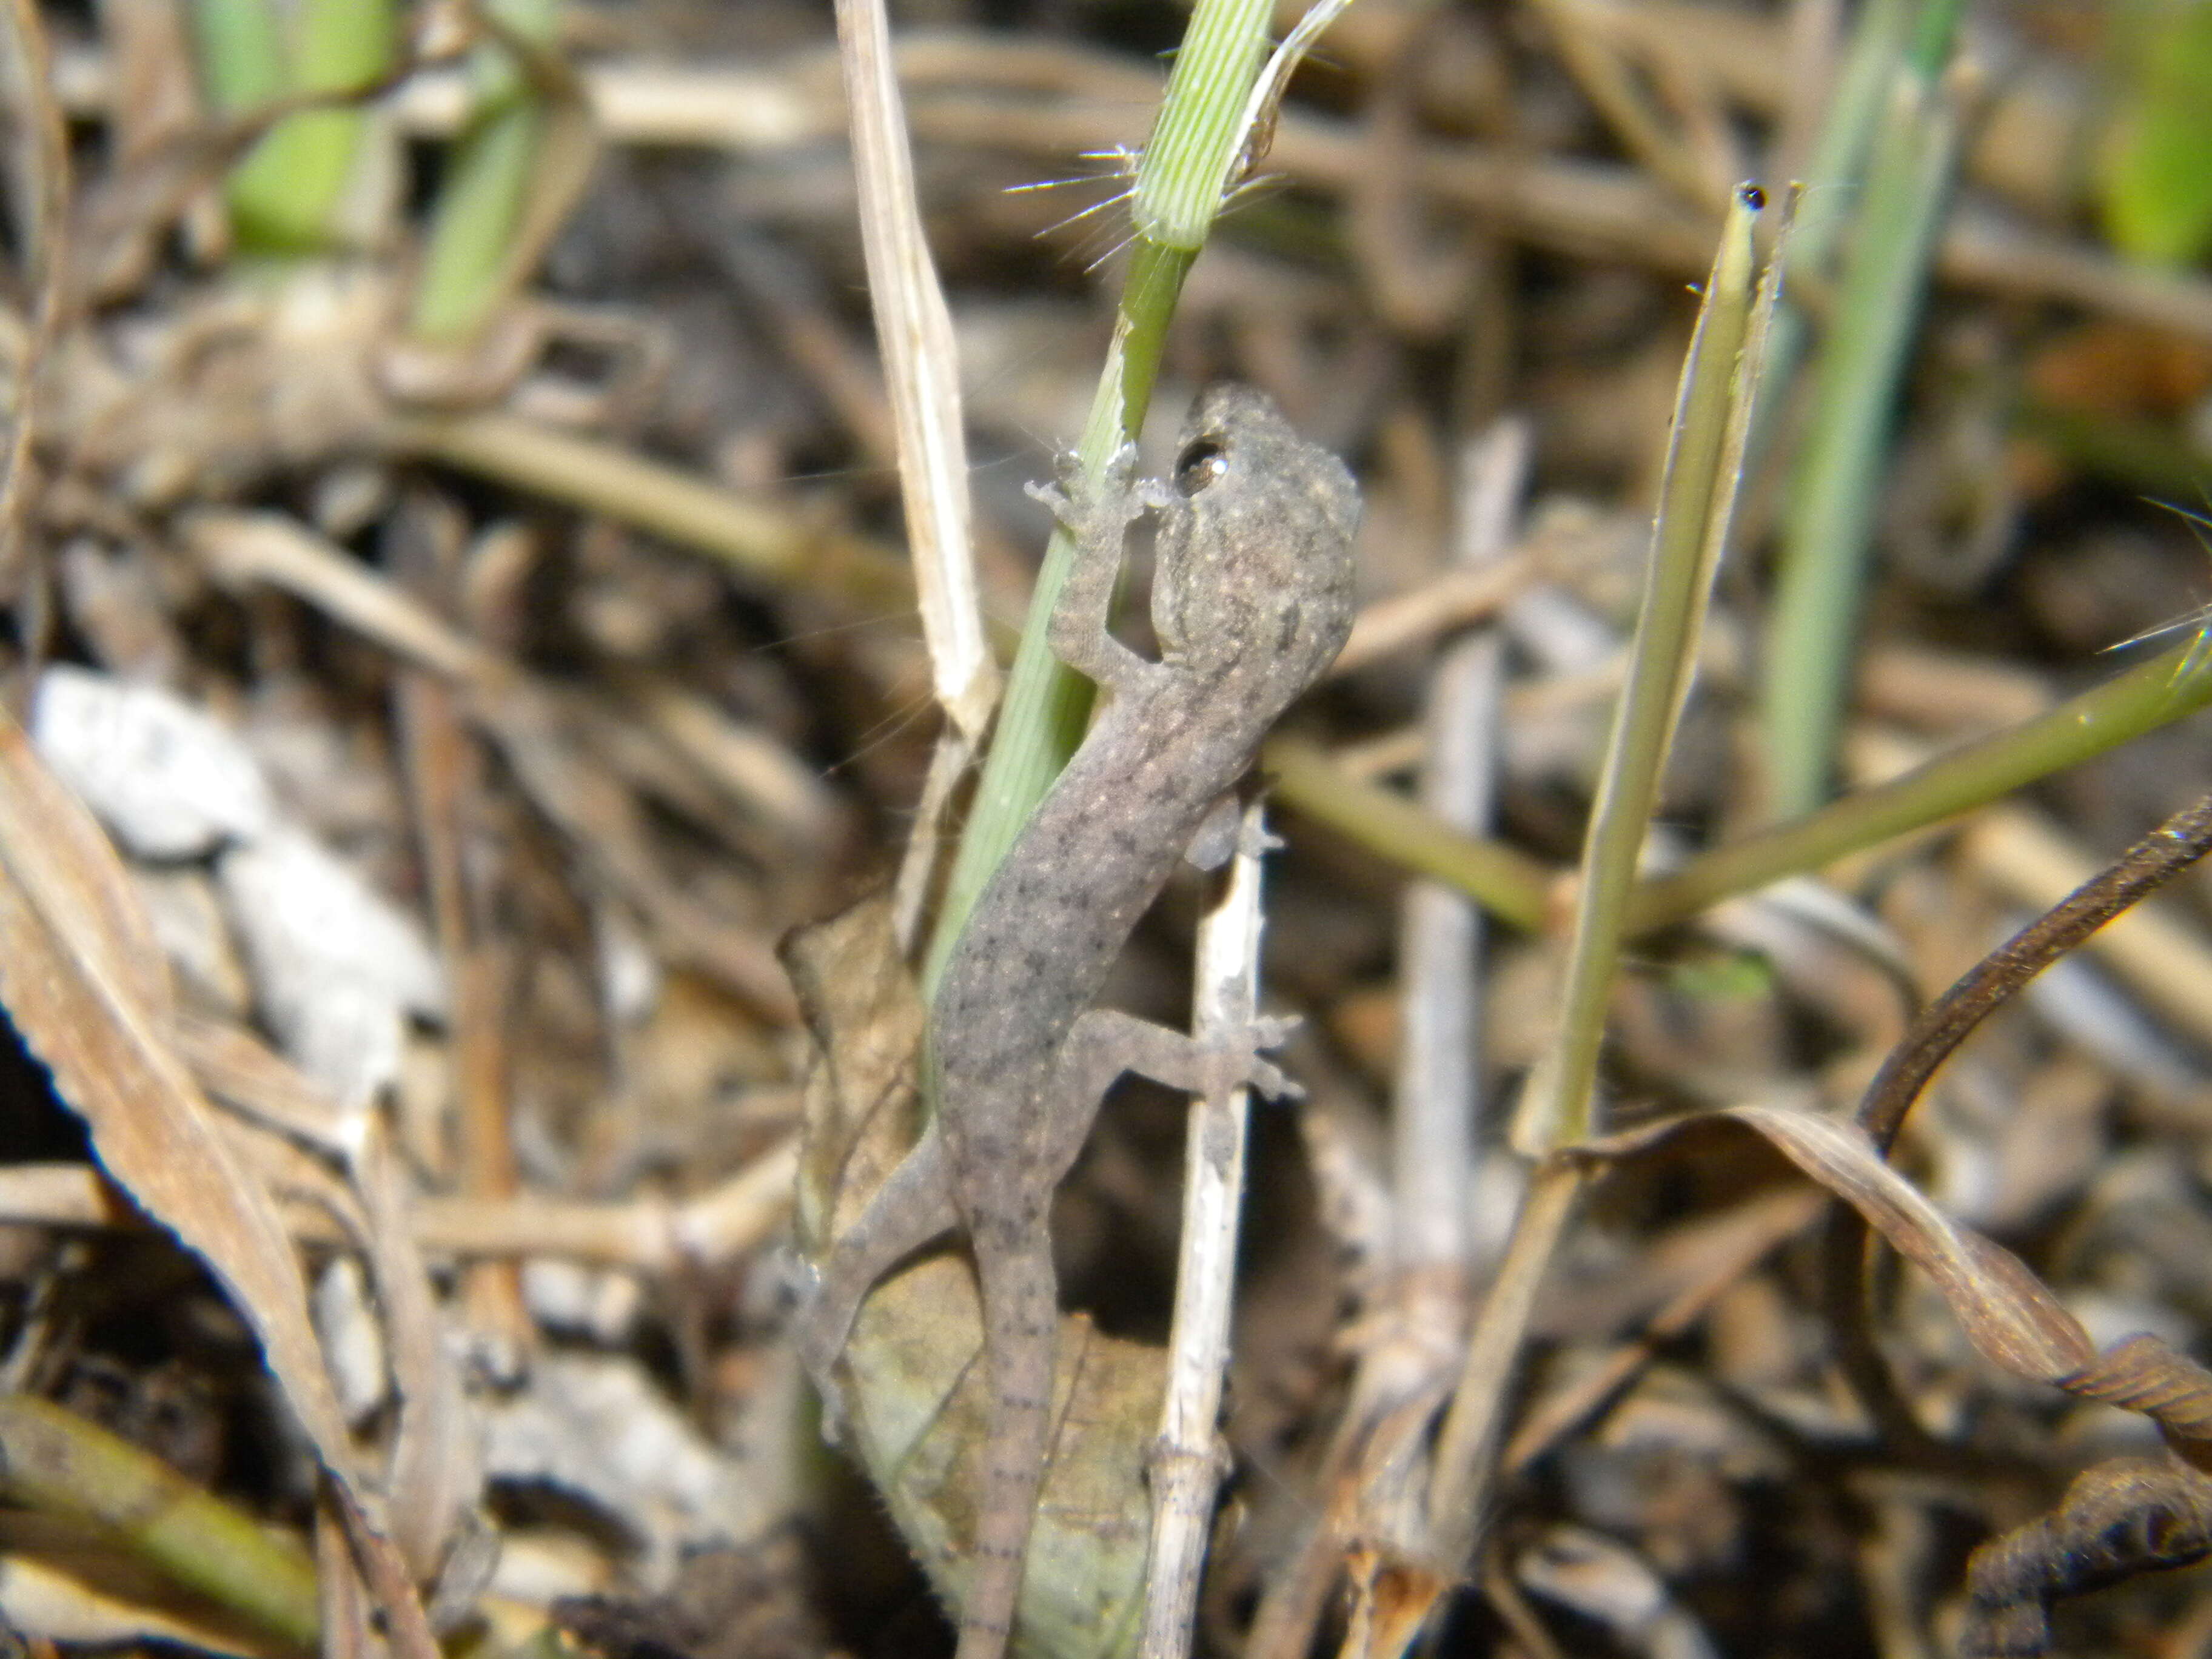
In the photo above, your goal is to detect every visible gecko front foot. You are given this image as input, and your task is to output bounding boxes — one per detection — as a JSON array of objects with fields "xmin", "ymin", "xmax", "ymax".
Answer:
[{"xmin": 1024, "ymin": 441, "xmax": 1144, "ymax": 540}]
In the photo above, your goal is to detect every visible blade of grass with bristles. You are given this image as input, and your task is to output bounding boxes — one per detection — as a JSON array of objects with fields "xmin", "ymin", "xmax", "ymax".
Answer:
[{"xmin": 920, "ymin": 0, "xmax": 1327, "ymax": 997}]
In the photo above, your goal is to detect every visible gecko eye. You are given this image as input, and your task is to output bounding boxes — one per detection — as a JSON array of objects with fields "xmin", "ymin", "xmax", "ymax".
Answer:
[{"xmin": 1173, "ymin": 438, "xmax": 1228, "ymax": 495}]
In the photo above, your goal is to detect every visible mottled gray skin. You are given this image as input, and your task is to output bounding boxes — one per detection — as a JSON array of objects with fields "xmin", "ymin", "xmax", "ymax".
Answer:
[{"xmin": 802, "ymin": 384, "xmax": 1359, "ymax": 1659}]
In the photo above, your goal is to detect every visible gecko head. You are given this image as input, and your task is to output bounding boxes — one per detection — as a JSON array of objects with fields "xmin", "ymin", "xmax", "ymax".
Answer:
[
  {"xmin": 1176, "ymin": 383, "xmax": 1361, "ymax": 540},
  {"xmin": 1158, "ymin": 383, "xmax": 1362, "ymax": 689}
]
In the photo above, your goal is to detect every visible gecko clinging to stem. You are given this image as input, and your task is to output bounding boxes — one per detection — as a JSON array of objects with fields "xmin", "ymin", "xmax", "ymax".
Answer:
[{"xmin": 800, "ymin": 383, "xmax": 1360, "ymax": 1659}]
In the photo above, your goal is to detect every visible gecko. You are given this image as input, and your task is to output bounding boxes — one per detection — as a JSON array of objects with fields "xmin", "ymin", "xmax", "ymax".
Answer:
[{"xmin": 800, "ymin": 383, "xmax": 1360, "ymax": 1659}]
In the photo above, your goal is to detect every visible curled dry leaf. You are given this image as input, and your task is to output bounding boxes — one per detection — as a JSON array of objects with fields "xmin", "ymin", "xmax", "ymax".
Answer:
[
  {"xmin": 785, "ymin": 897, "xmax": 1156, "ymax": 1658},
  {"xmin": 1952, "ymin": 1332, "xmax": 2212, "ymax": 1655},
  {"xmin": 0, "ymin": 710, "xmax": 434, "ymax": 1655},
  {"xmin": 1586, "ymin": 1101, "xmax": 2212, "ymax": 1654},
  {"xmin": 1585, "ymin": 1104, "xmax": 2100, "ymax": 1382},
  {"xmin": 1961, "ymin": 1459, "xmax": 2212, "ymax": 1657}
]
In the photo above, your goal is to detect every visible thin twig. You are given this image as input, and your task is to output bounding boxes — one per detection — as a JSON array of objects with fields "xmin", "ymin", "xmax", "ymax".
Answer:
[{"xmin": 1140, "ymin": 799, "xmax": 1273, "ymax": 1659}]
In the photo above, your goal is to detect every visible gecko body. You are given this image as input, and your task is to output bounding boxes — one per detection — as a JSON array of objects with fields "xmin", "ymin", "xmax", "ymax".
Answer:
[{"xmin": 803, "ymin": 384, "xmax": 1359, "ymax": 1659}]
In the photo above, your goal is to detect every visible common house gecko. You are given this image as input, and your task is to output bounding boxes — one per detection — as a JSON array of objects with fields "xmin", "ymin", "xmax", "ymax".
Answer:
[{"xmin": 801, "ymin": 383, "xmax": 1360, "ymax": 1659}]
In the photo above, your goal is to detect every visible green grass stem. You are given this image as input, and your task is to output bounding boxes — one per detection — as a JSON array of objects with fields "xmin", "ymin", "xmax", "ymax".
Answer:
[
  {"xmin": 1634, "ymin": 632, "xmax": 2212, "ymax": 930},
  {"xmin": 409, "ymin": 0, "xmax": 566, "ymax": 343},
  {"xmin": 1515, "ymin": 186, "xmax": 1778, "ymax": 1153},
  {"xmin": 190, "ymin": 0, "xmax": 395, "ymax": 254},
  {"xmin": 918, "ymin": 0, "xmax": 1281, "ymax": 1000},
  {"xmin": 1748, "ymin": 0, "xmax": 1909, "ymax": 455},
  {"xmin": 0, "ymin": 1395, "xmax": 320, "ymax": 1647},
  {"xmin": 1264, "ymin": 736, "xmax": 1553, "ymax": 931}
]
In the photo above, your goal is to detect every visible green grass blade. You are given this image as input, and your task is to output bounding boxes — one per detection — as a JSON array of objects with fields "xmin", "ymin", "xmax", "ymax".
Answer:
[
  {"xmin": 1516, "ymin": 185, "xmax": 1779, "ymax": 1153},
  {"xmin": 1761, "ymin": 18, "xmax": 1963, "ymax": 816},
  {"xmin": 919, "ymin": 0, "xmax": 1287, "ymax": 999},
  {"xmin": 190, "ymin": 0, "xmax": 395, "ymax": 255}
]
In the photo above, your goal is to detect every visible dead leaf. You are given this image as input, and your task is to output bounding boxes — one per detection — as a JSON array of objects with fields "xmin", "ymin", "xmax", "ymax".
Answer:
[
  {"xmin": 1583, "ymin": 1101, "xmax": 2212, "ymax": 1654},
  {"xmin": 0, "ymin": 709, "xmax": 435, "ymax": 1655},
  {"xmin": 785, "ymin": 897, "xmax": 1157, "ymax": 1658}
]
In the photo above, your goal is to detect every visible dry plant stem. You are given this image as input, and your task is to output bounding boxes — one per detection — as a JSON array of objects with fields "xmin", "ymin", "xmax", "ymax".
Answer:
[
  {"xmin": 0, "ymin": 1134, "xmax": 800, "ymax": 1269},
  {"xmin": 1956, "ymin": 806, "xmax": 2212, "ymax": 1050},
  {"xmin": 181, "ymin": 509, "xmax": 798, "ymax": 1018},
  {"xmin": 1139, "ymin": 798, "xmax": 1271, "ymax": 1659},
  {"xmin": 349, "ymin": 1118, "xmax": 475, "ymax": 1580},
  {"xmin": 378, "ymin": 409, "xmax": 917, "ymax": 612},
  {"xmin": 902, "ymin": 67, "xmax": 2212, "ymax": 343},
  {"xmin": 1481, "ymin": 1549, "xmax": 1570, "ymax": 1659},
  {"xmin": 833, "ymin": 0, "xmax": 995, "ymax": 947},
  {"xmin": 833, "ymin": 0, "xmax": 996, "ymax": 743},
  {"xmin": 1396, "ymin": 421, "xmax": 1526, "ymax": 1278},
  {"xmin": 1529, "ymin": 0, "xmax": 1734, "ymax": 210},
  {"xmin": 1826, "ymin": 791, "xmax": 2212, "ymax": 1454},
  {"xmin": 707, "ymin": 232, "xmax": 897, "ymax": 466},
  {"xmin": 351, "ymin": 39, "xmax": 2212, "ymax": 343},
  {"xmin": 390, "ymin": 496, "xmax": 529, "ymax": 1367},
  {"xmin": 1499, "ymin": 1184, "xmax": 1825, "ymax": 1475},
  {"xmin": 1247, "ymin": 424, "xmax": 1521, "ymax": 1659},
  {"xmin": 1425, "ymin": 1156, "xmax": 1588, "ymax": 1558},
  {"xmin": 1244, "ymin": 423, "xmax": 1529, "ymax": 1659},
  {"xmin": 1326, "ymin": 553, "xmax": 1535, "ymax": 678},
  {"xmin": 317, "ymin": 1496, "xmax": 372, "ymax": 1659}
]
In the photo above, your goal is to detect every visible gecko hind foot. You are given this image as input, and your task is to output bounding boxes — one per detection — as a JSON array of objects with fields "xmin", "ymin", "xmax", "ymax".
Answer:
[{"xmin": 1208, "ymin": 1014, "xmax": 1304, "ymax": 1102}]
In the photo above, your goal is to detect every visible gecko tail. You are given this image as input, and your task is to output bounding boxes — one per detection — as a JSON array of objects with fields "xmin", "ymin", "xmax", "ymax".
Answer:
[{"xmin": 956, "ymin": 1238, "xmax": 1060, "ymax": 1659}]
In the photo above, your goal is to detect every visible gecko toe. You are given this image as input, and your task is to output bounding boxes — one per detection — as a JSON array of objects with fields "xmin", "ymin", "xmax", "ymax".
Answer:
[{"xmin": 1023, "ymin": 477, "xmax": 1076, "ymax": 526}]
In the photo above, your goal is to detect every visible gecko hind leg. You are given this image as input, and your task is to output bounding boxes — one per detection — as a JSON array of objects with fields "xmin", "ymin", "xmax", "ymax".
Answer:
[
  {"xmin": 800, "ymin": 1121, "xmax": 957, "ymax": 1391},
  {"xmin": 1048, "ymin": 1008, "xmax": 1302, "ymax": 1190}
]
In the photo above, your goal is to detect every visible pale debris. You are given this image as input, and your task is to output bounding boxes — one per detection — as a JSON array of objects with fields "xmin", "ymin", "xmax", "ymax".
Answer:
[
  {"xmin": 218, "ymin": 828, "xmax": 445, "ymax": 1113},
  {"xmin": 34, "ymin": 665, "xmax": 446, "ymax": 1110},
  {"xmin": 129, "ymin": 865, "xmax": 252, "ymax": 1016},
  {"xmin": 31, "ymin": 663, "xmax": 274, "ymax": 858},
  {"xmin": 312, "ymin": 1253, "xmax": 392, "ymax": 1427},
  {"xmin": 479, "ymin": 1352, "xmax": 760, "ymax": 1586}
]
